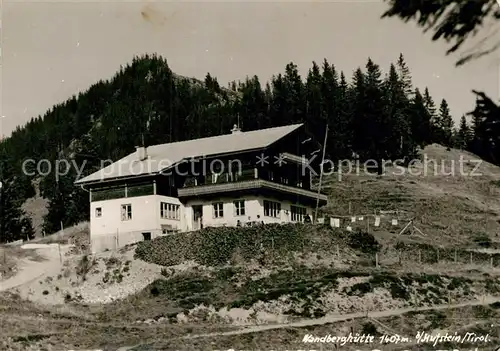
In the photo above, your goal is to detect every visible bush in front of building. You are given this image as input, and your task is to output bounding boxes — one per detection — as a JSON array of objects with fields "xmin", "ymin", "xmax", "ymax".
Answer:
[{"xmin": 135, "ymin": 223, "xmax": 340, "ymax": 267}]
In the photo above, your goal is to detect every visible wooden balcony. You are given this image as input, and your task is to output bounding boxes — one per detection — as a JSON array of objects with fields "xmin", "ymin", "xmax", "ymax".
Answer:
[{"xmin": 178, "ymin": 178, "xmax": 328, "ymax": 205}]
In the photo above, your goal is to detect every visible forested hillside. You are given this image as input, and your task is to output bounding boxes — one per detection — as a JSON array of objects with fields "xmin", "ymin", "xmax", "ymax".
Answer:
[{"xmin": 0, "ymin": 53, "xmax": 496, "ymax": 243}]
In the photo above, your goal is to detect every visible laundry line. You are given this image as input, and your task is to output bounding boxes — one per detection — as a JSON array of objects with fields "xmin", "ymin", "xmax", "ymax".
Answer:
[
  {"xmin": 323, "ymin": 213, "xmax": 410, "ymax": 230},
  {"xmin": 325, "ymin": 212, "xmax": 408, "ymax": 218}
]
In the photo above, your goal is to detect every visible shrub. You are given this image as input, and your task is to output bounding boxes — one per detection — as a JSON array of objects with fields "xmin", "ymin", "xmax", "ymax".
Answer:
[
  {"xmin": 346, "ymin": 230, "xmax": 380, "ymax": 254},
  {"xmin": 428, "ymin": 311, "xmax": 446, "ymax": 329},
  {"xmin": 105, "ymin": 256, "xmax": 120, "ymax": 267},
  {"xmin": 76, "ymin": 255, "xmax": 96, "ymax": 280},
  {"xmin": 64, "ymin": 294, "xmax": 72, "ymax": 303},
  {"xmin": 148, "ymin": 275, "xmax": 214, "ymax": 299},
  {"xmin": 361, "ymin": 322, "xmax": 380, "ymax": 336},
  {"xmin": 346, "ymin": 282, "xmax": 372, "ymax": 296},
  {"xmin": 135, "ymin": 223, "xmax": 314, "ymax": 267},
  {"xmin": 490, "ymin": 301, "xmax": 500, "ymax": 309},
  {"xmin": 473, "ymin": 233, "xmax": 491, "ymax": 248}
]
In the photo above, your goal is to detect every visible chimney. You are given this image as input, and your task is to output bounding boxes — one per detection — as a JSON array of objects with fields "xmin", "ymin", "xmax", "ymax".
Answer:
[
  {"xmin": 135, "ymin": 146, "xmax": 147, "ymax": 161},
  {"xmin": 231, "ymin": 124, "xmax": 242, "ymax": 134}
]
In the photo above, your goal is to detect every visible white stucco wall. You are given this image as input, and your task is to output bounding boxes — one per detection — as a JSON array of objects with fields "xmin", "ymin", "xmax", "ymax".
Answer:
[
  {"xmin": 257, "ymin": 197, "xmax": 314, "ymax": 224},
  {"xmin": 184, "ymin": 195, "xmax": 314, "ymax": 230},
  {"xmin": 184, "ymin": 196, "xmax": 262, "ymax": 230},
  {"xmin": 90, "ymin": 194, "xmax": 184, "ymax": 253}
]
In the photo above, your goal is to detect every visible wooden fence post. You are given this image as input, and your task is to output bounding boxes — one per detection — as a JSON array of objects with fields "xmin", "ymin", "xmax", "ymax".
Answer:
[
  {"xmin": 470, "ymin": 252, "xmax": 473, "ymax": 265},
  {"xmin": 375, "ymin": 253, "xmax": 379, "ymax": 268}
]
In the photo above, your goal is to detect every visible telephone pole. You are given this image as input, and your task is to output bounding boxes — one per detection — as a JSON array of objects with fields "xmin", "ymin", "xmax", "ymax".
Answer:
[
  {"xmin": 314, "ymin": 124, "xmax": 328, "ymax": 223},
  {"xmin": 0, "ymin": 180, "xmax": 3, "ymax": 243}
]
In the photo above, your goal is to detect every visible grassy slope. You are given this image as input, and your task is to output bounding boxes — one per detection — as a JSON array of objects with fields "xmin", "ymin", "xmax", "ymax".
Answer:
[{"xmin": 321, "ymin": 144, "xmax": 500, "ymax": 248}]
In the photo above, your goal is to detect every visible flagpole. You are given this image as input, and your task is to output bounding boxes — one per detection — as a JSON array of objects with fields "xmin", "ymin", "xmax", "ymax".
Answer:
[{"xmin": 314, "ymin": 124, "xmax": 328, "ymax": 223}]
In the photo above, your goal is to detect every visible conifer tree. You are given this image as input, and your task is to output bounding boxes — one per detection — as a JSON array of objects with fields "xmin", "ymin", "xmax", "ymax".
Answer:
[
  {"xmin": 320, "ymin": 60, "xmax": 342, "ymax": 159},
  {"xmin": 410, "ymin": 88, "xmax": 432, "ymax": 147},
  {"xmin": 306, "ymin": 61, "xmax": 324, "ymax": 138},
  {"xmin": 283, "ymin": 62, "xmax": 305, "ymax": 124},
  {"xmin": 0, "ymin": 177, "xmax": 30, "ymax": 242},
  {"xmin": 396, "ymin": 53, "xmax": 414, "ymax": 99},
  {"xmin": 469, "ymin": 91, "xmax": 500, "ymax": 164},
  {"xmin": 350, "ymin": 67, "xmax": 367, "ymax": 157},
  {"xmin": 455, "ymin": 115, "xmax": 472, "ymax": 149},
  {"xmin": 336, "ymin": 71, "xmax": 353, "ymax": 159},
  {"xmin": 238, "ymin": 76, "xmax": 269, "ymax": 131},
  {"xmin": 438, "ymin": 99, "xmax": 454, "ymax": 147},
  {"xmin": 364, "ymin": 58, "xmax": 387, "ymax": 173},
  {"xmin": 383, "ymin": 63, "xmax": 413, "ymax": 159},
  {"xmin": 423, "ymin": 87, "xmax": 439, "ymax": 142},
  {"xmin": 269, "ymin": 74, "xmax": 288, "ymax": 125}
]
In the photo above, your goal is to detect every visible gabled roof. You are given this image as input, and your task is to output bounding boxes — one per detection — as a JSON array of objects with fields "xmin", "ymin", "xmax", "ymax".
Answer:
[{"xmin": 75, "ymin": 123, "xmax": 304, "ymax": 185}]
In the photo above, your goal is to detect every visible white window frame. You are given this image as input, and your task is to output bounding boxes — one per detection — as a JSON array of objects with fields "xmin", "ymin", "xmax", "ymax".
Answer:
[
  {"xmin": 290, "ymin": 205, "xmax": 307, "ymax": 222},
  {"xmin": 95, "ymin": 207, "xmax": 102, "ymax": 218},
  {"xmin": 213, "ymin": 202, "xmax": 224, "ymax": 218},
  {"xmin": 211, "ymin": 173, "xmax": 219, "ymax": 184},
  {"xmin": 160, "ymin": 202, "xmax": 180, "ymax": 220},
  {"xmin": 264, "ymin": 200, "xmax": 281, "ymax": 218},
  {"xmin": 121, "ymin": 204, "xmax": 132, "ymax": 221},
  {"xmin": 234, "ymin": 200, "xmax": 245, "ymax": 216}
]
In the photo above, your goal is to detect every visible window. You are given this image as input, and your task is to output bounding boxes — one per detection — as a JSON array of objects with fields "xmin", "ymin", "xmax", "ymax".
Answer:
[
  {"xmin": 95, "ymin": 207, "xmax": 102, "ymax": 218},
  {"xmin": 211, "ymin": 173, "xmax": 218, "ymax": 184},
  {"xmin": 264, "ymin": 200, "xmax": 281, "ymax": 218},
  {"xmin": 234, "ymin": 200, "xmax": 245, "ymax": 216},
  {"xmin": 160, "ymin": 202, "xmax": 180, "ymax": 220},
  {"xmin": 213, "ymin": 202, "xmax": 224, "ymax": 218},
  {"xmin": 121, "ymin": 204, "xmax": 132, "ymax": 221},
  {"xmin": 291, "ymin": 205, "xmax": 307, "ymax": 222}
]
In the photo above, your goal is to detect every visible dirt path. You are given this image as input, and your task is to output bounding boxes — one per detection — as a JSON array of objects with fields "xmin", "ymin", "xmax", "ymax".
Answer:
[
  {"xmin": 181, "ymin": 295, "xmax": 500, "ymax": 340},
  {"xmin": 0, "ymin": 244, "xmax": 70, "ymax": 292}
]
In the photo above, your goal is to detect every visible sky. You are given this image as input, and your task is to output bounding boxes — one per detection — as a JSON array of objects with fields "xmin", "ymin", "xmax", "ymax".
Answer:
[{"xmin": 1, "ymin": 0, "xmax": 499, "ymax": 137}]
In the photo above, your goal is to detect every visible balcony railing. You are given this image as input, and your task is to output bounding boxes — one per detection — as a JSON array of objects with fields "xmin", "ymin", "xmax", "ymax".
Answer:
[
  {"xmin": 183, "ymin": 169, "xmax": 256, "ymax": 187},
  {"xmin": 183, "ymin": 168, "xmax": 309, "ymax": 189},
  {"xmin": 178, "ymin": 178, "xmax": 328, "ymax": 204}
]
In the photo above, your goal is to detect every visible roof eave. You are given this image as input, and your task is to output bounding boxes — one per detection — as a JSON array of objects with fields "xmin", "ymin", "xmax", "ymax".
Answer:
[{"xmin": 74, "ymin": 172, "xmax": 158, "ymax": 187}]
